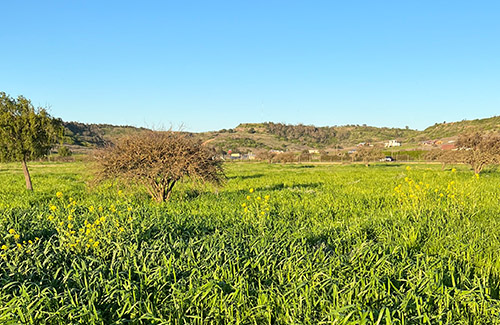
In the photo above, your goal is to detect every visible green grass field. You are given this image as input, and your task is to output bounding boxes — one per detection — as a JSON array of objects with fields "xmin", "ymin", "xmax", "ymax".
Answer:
[{"xmin": 1, "ymin": 161, "xmax": 500, "ymax": 324}]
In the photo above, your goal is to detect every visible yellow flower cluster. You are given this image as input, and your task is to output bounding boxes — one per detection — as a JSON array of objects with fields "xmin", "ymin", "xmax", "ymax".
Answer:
[
  {"xmin": 394, "ymin": 173, "xmax": 466, "ymax": 213},
  {"xmin": 45, "ymin": 192, "xmax": 132, "ymax": 253},
  {"xmin": 242, "ymin": 188, "xmax": 271, "ymax": 219},
  {"xmin": 1, "ymin": 228, "xmax": 39, "ymax": 254}
]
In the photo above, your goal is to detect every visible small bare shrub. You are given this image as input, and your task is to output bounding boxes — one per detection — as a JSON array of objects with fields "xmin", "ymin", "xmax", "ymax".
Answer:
[{"xmin": 94, "ymin": 131, "xmax": 224, "ymax": 202}]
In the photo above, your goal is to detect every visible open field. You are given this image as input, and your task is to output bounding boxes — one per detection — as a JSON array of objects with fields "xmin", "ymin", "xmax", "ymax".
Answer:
[{"xmin": 1, "ymin": 161, "xmax": 500, "ymax": 323}]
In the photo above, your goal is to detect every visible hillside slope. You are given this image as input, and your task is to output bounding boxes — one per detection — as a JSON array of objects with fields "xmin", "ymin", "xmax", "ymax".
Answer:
[
  {"xmin": 61, "ymin": 116, "xmax": 500, "ymax": 153},
  {"xmin": 421, "ymin": 116, "xmax": 500, "ymax": 139}
]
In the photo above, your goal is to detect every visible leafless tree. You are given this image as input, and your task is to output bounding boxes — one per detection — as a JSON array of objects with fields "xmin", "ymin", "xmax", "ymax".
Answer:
[
  {"xmin": 425, "ymin": 149, "xmax": 464, "ymax": 170},
  {"xmin": 456, "ymin": 132, "xmax": 500, "ymax": 174},
  {"xmin": 255, "ymin": 150, "xmax": 276, "ymax": 163},
  {"xmin": 274, "ymin": 152, "xmax": 296, "ymax": 163},
  {"xmin": 354, "ymin": 146, "xmax": 384, "ymax": 166},
  {"xmin": 94, "ymin": 131, "xmax": 224, "ymax": 202}
]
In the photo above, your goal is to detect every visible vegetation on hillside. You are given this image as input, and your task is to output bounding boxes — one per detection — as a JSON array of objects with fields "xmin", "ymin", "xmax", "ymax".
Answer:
[
  {"xmin": 422, "ymin": 116, "xmax": 500, "ymax": 139},
  {"xmin": 61, "ymin": 116, "xmax": 500, "ymax": 155},
  {"xmin": 63, "ymin": 122, "xmax": 147, "ymax": 148}
]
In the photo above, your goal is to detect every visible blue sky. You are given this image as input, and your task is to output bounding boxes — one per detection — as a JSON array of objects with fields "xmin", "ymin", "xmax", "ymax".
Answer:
[{"xmin": 1, "ymin": 1, "xmax": 499, "ymax": 132}]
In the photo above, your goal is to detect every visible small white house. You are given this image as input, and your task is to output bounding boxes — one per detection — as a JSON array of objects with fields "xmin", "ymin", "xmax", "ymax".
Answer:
[
  {"xmin": 308, "ymin": 149, "xmax": 319, "ymax": 154},
  {"xmin": 384, "ymin": 140, "xmax": 401, "ymax": 148}
]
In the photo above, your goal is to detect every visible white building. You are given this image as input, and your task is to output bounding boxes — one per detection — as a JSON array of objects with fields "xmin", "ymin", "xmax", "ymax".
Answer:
[{"xmin": 384, "ymin": 140, "xmax": 401, "ymax": 148}]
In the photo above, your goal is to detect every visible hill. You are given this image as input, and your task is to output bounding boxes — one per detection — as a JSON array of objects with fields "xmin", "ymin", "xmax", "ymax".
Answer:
[
  {"xmin": 63, "ymin": 122, "xmax": 148, "ymax": 149},
  {"xmin": 422, "ymin": 116, "xmax": 500, "ymax": 139},
  {"xmin": 61, "ymin": 116, "xmax": 500, "ymax": 154},
  {"xmin": 201, "ymin": 123, "xmax": 419, "ymax": 153}
]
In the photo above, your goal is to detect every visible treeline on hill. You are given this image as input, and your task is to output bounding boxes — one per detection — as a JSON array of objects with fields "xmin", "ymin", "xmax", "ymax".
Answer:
[
  {"xmin": 63, "ymin": 122, "xmax": 147, "ymax": 147},
  {"xmin": 259, "ymin": 122, "xmax": 418, "ymax": 147}
]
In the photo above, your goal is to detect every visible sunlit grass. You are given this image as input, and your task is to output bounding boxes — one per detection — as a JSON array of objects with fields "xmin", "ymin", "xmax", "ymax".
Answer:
[{"xmin": 1, "ymin": 161, "xmax": 500, "ymax": 323}]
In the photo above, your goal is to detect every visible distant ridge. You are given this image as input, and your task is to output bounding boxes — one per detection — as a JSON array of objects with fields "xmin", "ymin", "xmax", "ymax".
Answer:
[{"xmin": 62, "ymin": 116, "xmax": 500, "ymax": 153}]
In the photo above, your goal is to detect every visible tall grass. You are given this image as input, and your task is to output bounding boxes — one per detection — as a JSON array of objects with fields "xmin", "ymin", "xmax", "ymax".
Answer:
[{"xmin": 0, "ymin": 161, "xmax": 499, "ymax": 324}]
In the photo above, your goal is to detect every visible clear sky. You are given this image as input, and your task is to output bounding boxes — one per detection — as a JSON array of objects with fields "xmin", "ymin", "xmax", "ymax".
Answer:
[{"xmin": 1, "ymin": 1, "xmax": 499, "ymax": 132}]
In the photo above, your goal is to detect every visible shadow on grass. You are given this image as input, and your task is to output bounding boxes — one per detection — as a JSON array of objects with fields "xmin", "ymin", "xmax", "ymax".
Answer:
[
  {"xmin": 370, "ymin": 163, "xmax": 403, "ymax": 168},
  {"xmin": 227, "ymin": 174, "xmax": 265, "ymax": 180},
  {"xmin": 258, "ymin": 182, "xmax": 322, "ymax": 192}
]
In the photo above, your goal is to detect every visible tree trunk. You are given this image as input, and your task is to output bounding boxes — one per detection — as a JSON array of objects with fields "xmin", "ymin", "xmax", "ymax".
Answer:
[
  {"xmin": 22, "ymin": 159, "xmax": 33, "ymax": 191},
  {"xmin": 165, "ymin": 180, "xmax": 176, "ymax": 201}
]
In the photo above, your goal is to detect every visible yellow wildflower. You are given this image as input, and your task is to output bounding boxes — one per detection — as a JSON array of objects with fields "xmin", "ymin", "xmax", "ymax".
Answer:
[
  {"xmin": 246, "ymin": 195, "xmax": 251, "ymax": 200},
  {"xmin": 249, "ymin": 188, "xmax": 254, "ymax": 193},
  {"xmin": 88, "ymin": 206, "xmax": 95, "ymax": 213},
  {"xmin": 49, "ymin": 205, "xmax": 57, "ymax": 212},
  {"xmin": 48, "ymin": 215, "xmax": 54, "ymax": 221},
  {"xmin": 264, "ymin": 195, "xmax": 270, "ymax": 200},
  {"xmin": 56, "ymin": 191, "xmax": 63, "ymax": 198},
  {"xmin": 1, "ymin": 245, "xmax": 7, "ymax": 250},
  {"xmin": 14, "ymin": 234, "xmax": 20, "ymax": 241},
  {"xmin": 406, "ymin": 166, "xmax": 411, "ymax": 171},
  {"xmin": 451, "ymin": 168, "xmax": 456, "ymax": 173},
  {"xmin": 8, "ymin": 229, "xmax": 15, "ymax": 234},
  {"xmin": 241, "ymin": 203, "xmax": 246, "ymax": 207},
  {"xmin": 16, "ymin": 243, "xmax": 22, "ymax": 249},
  {"xmin": 68, "ymin": 224, "xmax": 73, "ymax": 229}
]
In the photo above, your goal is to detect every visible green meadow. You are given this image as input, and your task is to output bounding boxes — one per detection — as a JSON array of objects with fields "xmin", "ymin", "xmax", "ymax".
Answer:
[{"xmin": 1, "ymin": 161, "xmax": 500, "ymax": 324}]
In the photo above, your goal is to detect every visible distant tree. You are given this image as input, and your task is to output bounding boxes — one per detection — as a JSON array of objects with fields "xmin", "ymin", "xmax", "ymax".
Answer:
[
  {"xmin": 456, "ymin": 132, "xmax": 500, "ymax": 174},
  {"xmin": 0, "ymin": 92, "xmax": 62, "ymax": 190},
  {"xmin": 275, "ymin": 152, "xmax": 296, "ymax": 163},
  {"xmin": 94, "ymin": 131, "xmax": 225, "ymax": 202},
  {"xmin": 320, "ymin": 150, "xmax": 332, "ymax": 162},
  {"xmin": 255, "ymin": 150, "xmax": 276, "ymax": 163},
  {"xmin": 425, "ymin": 149, "xmax": 464, "ymax": 170},
  {"xmin": 298, "ymin": 150, "xmax": 311, "ymax": 163},
  {"xmin": 58, "ymin": 145, "xmax": 72, "ymax": 157},
  {"xmin": 354, "ymin": 146, "xmax": 384, "ymax": 166}
]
